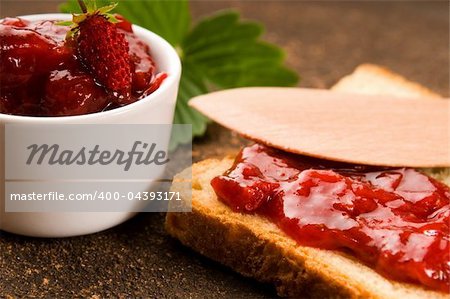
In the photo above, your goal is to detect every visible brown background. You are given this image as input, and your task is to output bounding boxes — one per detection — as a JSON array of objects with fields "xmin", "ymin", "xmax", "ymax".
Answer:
[{"xmin": 1, "ymin": 1, "xmax": 449, "ymax": 298}]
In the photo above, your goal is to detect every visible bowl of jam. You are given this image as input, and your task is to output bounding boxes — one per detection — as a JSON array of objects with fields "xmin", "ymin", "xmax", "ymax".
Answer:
[{"xmin": 0, "ymin": 14, "xmax": 182, "ymax": 237}]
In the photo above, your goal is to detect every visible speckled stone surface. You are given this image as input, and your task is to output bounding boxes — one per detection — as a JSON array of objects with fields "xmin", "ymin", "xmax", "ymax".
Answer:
[{"xmin": 0, "ymin": 1, "xmax": 448, "ymax": 298}]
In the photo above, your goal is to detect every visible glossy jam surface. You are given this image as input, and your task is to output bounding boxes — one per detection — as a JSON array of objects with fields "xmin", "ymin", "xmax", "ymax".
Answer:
[
  {"xmin": 0, "ymin": 17, "xmax": 164, "ymax": 116},
  {"xmin": 211, "ymin": 144, "xmax": 450, "ymax": 292}
]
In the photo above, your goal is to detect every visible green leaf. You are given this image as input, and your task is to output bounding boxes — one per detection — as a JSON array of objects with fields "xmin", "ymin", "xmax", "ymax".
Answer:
[
  {"xmin": 174, "ymin": 61, "xmax": 209, "ymax": 136},
  {"xmin": 97, "ymin": 3, "xmax": 118, "ymax": 14},
  {"xmin": 55, "ymin": 20, "xmax": 74, "ymax": 26},
  {"xmin": 105, "ymin": 13, "xmax": 119, "ymax": 23},
  {"xmin": 84, "ymin": 0, "xmax": 98, "ymax": 12},
  {"xmin": 170, "ymin": 63, "xmax": 209, "ymax": 149},
  {"xmin": 183, "ymin": 11, "xmax": 299, "ymax": 89}
]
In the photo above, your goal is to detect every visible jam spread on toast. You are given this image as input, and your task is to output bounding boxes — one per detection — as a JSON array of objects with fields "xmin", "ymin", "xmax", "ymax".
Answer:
[{"xmin": 211, "ymin": 144, "xmax": 450, "ymax": 292}]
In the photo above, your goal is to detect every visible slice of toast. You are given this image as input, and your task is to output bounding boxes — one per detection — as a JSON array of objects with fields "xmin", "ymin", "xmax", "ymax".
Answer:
[{"xmin": 165, "ymin": 64, "xmax": 449, "ymax": 298}]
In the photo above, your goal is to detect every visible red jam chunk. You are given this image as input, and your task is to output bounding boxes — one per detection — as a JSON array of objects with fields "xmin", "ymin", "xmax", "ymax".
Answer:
[
  {"xmin": 0, "ymin": 17, "xmax": 164, "ymax": 116},
  {"xmin": 211, "ymin": 144, "xmax": 450, "ymax": 292}
]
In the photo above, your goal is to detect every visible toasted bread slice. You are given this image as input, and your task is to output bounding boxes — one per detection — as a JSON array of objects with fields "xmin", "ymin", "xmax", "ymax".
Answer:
[
  {"xmin": 331, "ymin": 63, "xmax": 442, "ymax": 99},
  {"xmin": 166, "ymin": 158, "xmax": 448, "ymax": 298},
  {"xmin": 165, "ymin": 64, "xmax": 449, "ymax": 298}
]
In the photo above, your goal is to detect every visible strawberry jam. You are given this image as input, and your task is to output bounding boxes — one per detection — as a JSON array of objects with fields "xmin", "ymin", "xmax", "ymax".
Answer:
[
  {"xmin": 0, "ymin": 17, "xmax": 164, "ymax": 116},
  {"xmin": 211, "ymin": 144, "xmax": 450, "ymax": 292}
]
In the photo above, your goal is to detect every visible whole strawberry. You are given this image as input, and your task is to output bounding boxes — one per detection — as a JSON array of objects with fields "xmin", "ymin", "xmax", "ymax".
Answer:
[{"xmin": 71, "ymin": 0, "xmax": 132, "ymax": 103}]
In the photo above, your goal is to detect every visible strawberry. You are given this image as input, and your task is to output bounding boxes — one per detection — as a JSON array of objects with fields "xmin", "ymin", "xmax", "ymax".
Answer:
[
  {"xmin": 70, "ymin": 0, "xmax": 132, "ymax": 103},
  {"xmin": 43, "ymin": 69, "xmax": 109, "ymax": 116},
  {"xmin": 0, "ymin": 24, "xmax": 59, "ymax": 88}
]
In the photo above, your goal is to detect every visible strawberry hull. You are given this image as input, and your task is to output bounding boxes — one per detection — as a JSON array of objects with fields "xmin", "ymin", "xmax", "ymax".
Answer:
[{"xmin": 0, "ymin": 16, "xmax": 164, "ymax": 116}]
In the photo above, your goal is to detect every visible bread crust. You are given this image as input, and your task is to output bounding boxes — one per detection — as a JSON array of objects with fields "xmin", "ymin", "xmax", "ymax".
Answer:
[{"xmin": 331, "ymin": 64, "xmax": 442, "ymax": 98}]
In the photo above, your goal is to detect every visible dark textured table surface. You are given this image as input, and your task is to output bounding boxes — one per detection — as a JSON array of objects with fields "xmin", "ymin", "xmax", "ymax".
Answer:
[{"xmin": 1, "ymin": 1, "xmax": 449, "ymax": 298}]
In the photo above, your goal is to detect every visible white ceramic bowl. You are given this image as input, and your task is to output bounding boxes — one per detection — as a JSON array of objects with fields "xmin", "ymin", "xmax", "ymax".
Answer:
[{"xmin": 0, "ymin": 14, "xmax": 182, "ymax": 237}]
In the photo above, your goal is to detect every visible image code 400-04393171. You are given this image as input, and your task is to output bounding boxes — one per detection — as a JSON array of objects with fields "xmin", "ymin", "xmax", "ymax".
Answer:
[{"xmin": 8, "ymin": 191, "xmax": 182, "ymax": 202}]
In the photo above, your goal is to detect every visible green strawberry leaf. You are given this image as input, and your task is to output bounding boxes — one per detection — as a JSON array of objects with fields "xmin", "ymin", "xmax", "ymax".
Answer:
[
  {"xmin": 55, "ymin": 20, "xmax": 74, "ymax": 26},
  {"xmin": 175, "ymin": 61, "xmax": 210, "ymax": 138},
  {"xmin": 59, "ymin": 1, "xmax": 299, "ymax": 147},
  {"xmin": 183, "ymin": 11, "xmax": 299, "ymax": 89},
  {"xmin": 97, "ymin": 3, "xmax": 117, "ymax": 14},
  {"xmin": 104, "ymin": 13, "xmax": 119, "ymax": 23}
]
